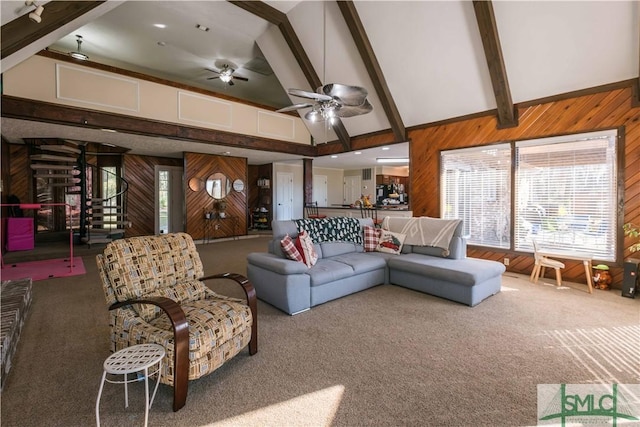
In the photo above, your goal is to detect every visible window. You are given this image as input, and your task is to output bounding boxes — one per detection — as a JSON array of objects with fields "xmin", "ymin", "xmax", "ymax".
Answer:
[
  {"xmin": 515, "ymin": 130, "xmax": 618, "ymax": 261},
  {"xmin": 441, "ymin": 129, "xmax": 619, "ymax": 261},
  {"xmin": 441, "ymin": 144, "xmax": 511, "ymax": 248}
]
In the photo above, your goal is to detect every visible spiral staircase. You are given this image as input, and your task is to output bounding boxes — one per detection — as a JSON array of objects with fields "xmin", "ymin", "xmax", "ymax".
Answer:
[{"xmin": 29, "ymin": 141, "xmax": 130, "ymax": 247}]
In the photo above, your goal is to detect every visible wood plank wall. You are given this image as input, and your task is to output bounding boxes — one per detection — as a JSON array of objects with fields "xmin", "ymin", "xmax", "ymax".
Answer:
[
  {"xmin": 123, "ymin": 154, "xmax": 182, "ymax": 237},
  {"xmin": 184, "ymin": 152, "xmax": 247, "ymax": 240},
  {"xmin": 402, "ymin": 86, "xmax": 639, "ymax": 288}
]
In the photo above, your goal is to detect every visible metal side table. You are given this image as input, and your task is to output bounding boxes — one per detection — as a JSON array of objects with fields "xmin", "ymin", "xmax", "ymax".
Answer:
[{"xmin": 96, "ymin": 343, "xmax": 165, "ymax": 427}]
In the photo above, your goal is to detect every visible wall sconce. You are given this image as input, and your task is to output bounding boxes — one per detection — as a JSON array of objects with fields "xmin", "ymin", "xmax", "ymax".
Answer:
[{"xmin": 25, "ymin": 0, "xmax": 44, "ymax": 23}]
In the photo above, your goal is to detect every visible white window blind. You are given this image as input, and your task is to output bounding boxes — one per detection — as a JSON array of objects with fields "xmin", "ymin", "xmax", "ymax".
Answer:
[
  {"xmin": 514, "ymin": 130, "xmax": 618, "ymax": 261},
  {"xmin": 441, "ymin": 144, "xmax": 511, "ymax": 248}
]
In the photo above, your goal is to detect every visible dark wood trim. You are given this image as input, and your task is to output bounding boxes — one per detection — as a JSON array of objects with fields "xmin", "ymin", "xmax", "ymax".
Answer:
[
  {"xmin": 303, "ymin": 158, "xmax": 313, "ymax": 205},
  {"xmin": 229, "ymin": 1, "xmax": 351, "ymax": 151},
  {"xmin": 1, "ymin": 95, "xmax": 316, "ymax": 158},
  {"xmin": 337, "ymin": 1, "xmax": 406, "ymax": 143},
  {"xmin": 37, "ymin": 50, "xmax": 288, "ymax": 113},
  {"xmin": 517, "ymin": 79, "xmax": 636, "ymax": 108},
  {"xmin": 632, "ymin": 79, "xmax": 640, "ymax": 108},
  {"xmin": 1, "ymin": 1, "xmax": 105, "ymax": 60},
  {"xmin": 472, "ymin": 0, "xmax": 517, "ymax": 129}
]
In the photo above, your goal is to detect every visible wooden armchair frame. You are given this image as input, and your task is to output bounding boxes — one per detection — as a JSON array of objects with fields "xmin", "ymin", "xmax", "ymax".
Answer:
[{"xmin": 109, "ymin": 272, "xmax": 257, "ymax": 412}]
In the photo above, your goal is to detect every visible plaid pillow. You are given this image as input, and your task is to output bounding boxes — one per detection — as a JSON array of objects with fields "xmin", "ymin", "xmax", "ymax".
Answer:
[
  {"xmin": 295, "ymin": 229, "xmax": 318, "ymax": 267},
  {"xmin": 281, "ymin": 234, "xmax": 303, "ymax": 262},
  {"xmin": 363, "ymin": 225, "xmax": 381, "ymax": 252}
]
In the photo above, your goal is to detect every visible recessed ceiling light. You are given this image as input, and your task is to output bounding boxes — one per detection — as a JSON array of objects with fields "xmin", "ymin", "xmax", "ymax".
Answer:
[
  {"xmin": 381, "ymin": 147, "xmax": 390, "ymax": 150},
  {"xmin": 331, "ymin": 155, "xmax": 338, "ymax": 159},
  {"xmin": 157, "ymin": 41, "xmax": 166, "ymax": 47},
  {"xmin": 153, "ymin": 23, "xmax": 166, "ymax": 29},
  {"xmin": 196, "ymin": 24, "xmax": 210, "ymax": 32},
  {"xmin": 355, "ymin": 151, "xmax": 362, "ymax": 155},
  {"xmin": 100, "ymin": 128, "xmax": 117, "ymax": 133}
]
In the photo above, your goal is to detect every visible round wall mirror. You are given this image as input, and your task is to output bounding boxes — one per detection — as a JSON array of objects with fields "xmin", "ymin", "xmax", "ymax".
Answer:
[
  {"xmin": 205, "ymin": 173, "xmax": 231, "ymax": 199},
  {"xmin": 188, "ymin": 177, "xmax": 204, "ymax": 192}
]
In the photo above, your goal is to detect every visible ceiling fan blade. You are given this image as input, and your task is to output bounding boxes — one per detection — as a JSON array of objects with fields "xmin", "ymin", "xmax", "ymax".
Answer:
[
  {"xmin": 335, "ymin": 99, "xmax": 373, "ymax": 118},
  {"xmin": 321, "ymin": 83, "xmax": 368, "ymax": 106},
  {"xmin": 276, "ymin": 103, "xmax": 314, "ymax": 113},
  {"xmin": 205, "ymin": 67, "xmax": 221, "ymax": 75},
  {"xmin": 207, "ymin": 76, "xmax": 220, "ymax": 80},
  {"xmin": 234, "ymin": 76, "xmax": 249, "ymax": 82},
  {"xmin": 288, "ymin": 88, "xmax": 332, "ymax": 102},
  {"xmin": 228, "ymin": 80, "xmax": 235, "ymax": 86}
]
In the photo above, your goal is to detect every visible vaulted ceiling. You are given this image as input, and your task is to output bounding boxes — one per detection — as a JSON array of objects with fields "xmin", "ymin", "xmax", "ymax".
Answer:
[{"xmin": 1, "ymin": 1, "xmax": 638, "ymax": 168}]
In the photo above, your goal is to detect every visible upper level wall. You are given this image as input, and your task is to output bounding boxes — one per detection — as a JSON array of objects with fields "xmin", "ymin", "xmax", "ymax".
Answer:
[{"xmin": 2, "ymin": 55, "xmax": 311, "ymax": 145}]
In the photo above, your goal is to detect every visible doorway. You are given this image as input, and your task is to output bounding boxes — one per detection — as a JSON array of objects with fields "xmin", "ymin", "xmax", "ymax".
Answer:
[
  {"xmin": 155, "ymin": 165, "xmax": 184, "ymax": 234},
  {"xmin": 275, "ymin": 172, "xmax": 293, "ymax": 220},
  {"xmin": 344, "ymin": 175, "xmax": 362, "ymax": 205},
  {"xmin": 313, "ymin": 174, "xmax": 328, "ymax": 207}
]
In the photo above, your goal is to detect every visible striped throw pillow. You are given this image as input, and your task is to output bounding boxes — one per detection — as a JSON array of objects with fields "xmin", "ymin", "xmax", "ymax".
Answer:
[{"xmin": 281, "ymin": 234, "xmax": 303, "ymax": 262}]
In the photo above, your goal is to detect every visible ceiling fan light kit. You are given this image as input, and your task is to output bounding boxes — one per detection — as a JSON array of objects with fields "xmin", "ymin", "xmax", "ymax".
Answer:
[
  {"xmin": 69, "ymin": 35, "xmax": 89, "ymax": 61},
  {"xmin": 25, "ymin": 0, "xmax": 44, "ymax": 23},
  {"xmin": 206, "ymin": 64, "xmax": 248, "ymax": 86}
]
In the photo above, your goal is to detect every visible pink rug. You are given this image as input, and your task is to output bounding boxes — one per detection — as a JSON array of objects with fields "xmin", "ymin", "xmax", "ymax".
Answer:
[{"xmin": 1, "ymin": 257, "xmax": 86, "ymax": 282}]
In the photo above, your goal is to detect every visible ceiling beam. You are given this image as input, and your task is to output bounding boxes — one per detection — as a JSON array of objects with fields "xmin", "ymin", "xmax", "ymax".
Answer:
[
  {"xmin": 229, "ymin": 1, "xmax": 351, "ymax": 151},
  {"xmin": 472, "ymin": 0, "xmax": 518, "ymax": 129},
  {"xmin": 337, "ymin": 1, "xmax": 406, "ymax": 143},
  {"xmin": 1, "ymin": 1, "xmax": 105, "ymax": 60}
]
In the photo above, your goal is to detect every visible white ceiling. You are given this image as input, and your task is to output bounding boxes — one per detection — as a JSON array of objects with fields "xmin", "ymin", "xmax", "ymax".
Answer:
[{"xmin": 1, "ymin": 1, "xmax": 638, "ymax": 169}]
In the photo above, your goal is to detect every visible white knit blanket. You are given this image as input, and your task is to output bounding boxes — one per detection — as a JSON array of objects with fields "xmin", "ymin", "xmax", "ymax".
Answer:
[{"xmin": 382, "ymin": 217, "xmax": 461, "ymax": 256}]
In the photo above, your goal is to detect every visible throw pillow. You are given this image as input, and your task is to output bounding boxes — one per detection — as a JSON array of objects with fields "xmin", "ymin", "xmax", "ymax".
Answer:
[
  {"xmin": 281, "ymin": 234, "xmax": 304, "ymax": 262},
  {"xmin": 363, "ymin": 225, "xmax": 381, "ymax": 252},
  {"xmin": 295, "ymin": 229, "xmax": 319, "ymax": 267},
  {"xmin": 375, "ymin": 230, "xmax": 406, "ymax": 255}
]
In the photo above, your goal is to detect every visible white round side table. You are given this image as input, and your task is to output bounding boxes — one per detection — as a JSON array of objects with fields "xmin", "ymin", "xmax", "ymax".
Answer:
[{"xmin": 95, "ymin": 343, "xmax": 165, "ymax": 427}]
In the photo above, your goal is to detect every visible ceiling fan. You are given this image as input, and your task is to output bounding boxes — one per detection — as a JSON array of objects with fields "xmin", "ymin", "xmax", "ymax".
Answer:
[
  {"xmin": 205, "ymin": 64, "xmax": 248, "ymax": 86},
  {"xmin": 276, "ymin": 84, "xmax": 372, "ymax": 123}
]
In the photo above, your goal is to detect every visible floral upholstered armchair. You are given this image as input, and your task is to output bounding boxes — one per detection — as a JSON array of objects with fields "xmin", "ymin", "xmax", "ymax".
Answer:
[{"xmin": 96, "ymin": 232, "xmax": 257, "ymax": 411}]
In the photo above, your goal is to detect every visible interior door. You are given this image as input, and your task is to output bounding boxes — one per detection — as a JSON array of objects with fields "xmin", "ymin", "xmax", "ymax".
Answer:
[
  {"xmin": 275, "ymin": 172, "xmax": 293, "ymax": 220},
  {"xmin": 344, "ymin": 175, "xmax": 362, "ymax": 205},
  {"xmin": 155, "ymin": 165, "xmax": 184, "ymax": 234},
  {"xmin": 313, "ymin": 174, "xmax": 328, "ymax": 207}
]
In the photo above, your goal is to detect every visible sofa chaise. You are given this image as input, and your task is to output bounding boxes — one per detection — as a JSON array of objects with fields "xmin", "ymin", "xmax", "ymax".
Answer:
[{"xmin": 247, "ymin": 217, "xmax": 505, "ymax": 315}]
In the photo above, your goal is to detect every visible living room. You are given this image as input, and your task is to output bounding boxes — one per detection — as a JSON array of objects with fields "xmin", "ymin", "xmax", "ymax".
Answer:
[{"xmin": 1, "ymin": 1, "xmax": 639, "ymax": 425}]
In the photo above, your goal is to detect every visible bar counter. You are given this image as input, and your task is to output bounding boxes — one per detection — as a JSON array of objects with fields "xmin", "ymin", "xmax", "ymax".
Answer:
[{"xmin": 318, "ymin": 205, "xmax": 412, "ymax": 219}]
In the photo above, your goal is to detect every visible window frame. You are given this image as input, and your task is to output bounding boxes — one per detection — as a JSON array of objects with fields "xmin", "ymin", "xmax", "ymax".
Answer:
[{"xmin": 439, "ymin": 127, "xmax": 624, "ymax": 264}]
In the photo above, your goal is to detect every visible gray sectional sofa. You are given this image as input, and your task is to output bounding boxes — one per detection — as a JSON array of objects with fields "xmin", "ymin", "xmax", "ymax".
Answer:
[{"xmin": 247, "ymin": 217, "xmax": 505, "ymax": 315}]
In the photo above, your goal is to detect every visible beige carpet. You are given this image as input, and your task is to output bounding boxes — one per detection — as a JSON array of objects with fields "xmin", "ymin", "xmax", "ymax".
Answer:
[{"xmin": 1, "ymin": 236, "xmax": 639, "ymax": 427}]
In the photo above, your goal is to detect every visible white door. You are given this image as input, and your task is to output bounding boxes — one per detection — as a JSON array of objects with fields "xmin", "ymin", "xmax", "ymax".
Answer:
[
  {"xmin": 313, "ymin": 174, "xmax": 328, "ymax": 207},
  {"xmin": 276, "ymin": 172, "xmax": 293, "ymax": 220},
  {"xmin": 344, "ymin": 175, "xmax": 362, "ymax": 205},
  {"xmin": 155, "ymin": 165, "xmax": 184, "ymax": 234}
]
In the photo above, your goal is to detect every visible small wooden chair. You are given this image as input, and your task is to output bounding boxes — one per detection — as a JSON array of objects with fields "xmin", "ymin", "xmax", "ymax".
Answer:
[
  {"xmin": 360, "ymin": 205, "xmax": 383, "ymax": 227},
  {"xmin": 530, "ymin": 239, "xmax": 565, "ymax": 286},
  {"xmin": 305, "ymin": 201, "xmax": 326, "ymax": 219}
]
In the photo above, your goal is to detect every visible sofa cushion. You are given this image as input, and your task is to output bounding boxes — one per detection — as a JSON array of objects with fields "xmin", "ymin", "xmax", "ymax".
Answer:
[
  {"xmin": 376, "ymin": 230, "xmax": 406, "ymax": 255},
  {"xmin": 296, "ymin": 230, "xmax": 318, "ymax": 267},
  {"xmin": 363, "ymin": 225, "xmax": 381, "ymax": 252},
  {"xmin": 320, "ymin": 241, "xmax": 360, "ymax": 258},
  {"xmin": 306, "ymin": 259, "xmax": 355, "ymax": 286},
  {"xmin": 388, "ymin": 254, "xmax": 506, "ymax": 287},
  {"xmin": 330, "ymin": 252, "xmax": 388, "ymax": 274},
  {"xmin": 281, "ymin": 235, "xmax": 304, "ymax": 262}
]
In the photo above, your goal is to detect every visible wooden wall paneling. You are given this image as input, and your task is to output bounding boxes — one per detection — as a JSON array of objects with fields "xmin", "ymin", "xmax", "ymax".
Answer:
[
  {"xmin": 122, "ymin": 154, "xmax": 181, "ymax": 237},
  {"xmin": 400, "ymin": 85, "xmax": 640, "ymax": 288},
  {"xmin": 184, "ymin": 152, "xmax": 247, "ymax": 240}
]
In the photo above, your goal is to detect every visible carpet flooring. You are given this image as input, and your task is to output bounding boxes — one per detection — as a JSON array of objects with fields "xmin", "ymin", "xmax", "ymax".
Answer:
[{"xmin": 1, "ymin": 236, "xmax": 638, "ymax": 427}]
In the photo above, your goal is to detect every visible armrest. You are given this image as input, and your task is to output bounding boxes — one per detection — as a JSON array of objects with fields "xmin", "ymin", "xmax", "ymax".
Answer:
[
  {"xmin": 200, "ymin": 273, "xmax": 258, "ymax": 356},
  {"xmin": 109, "ymin": 296, "xmax": 188, "ymax": 412},
  {"xmin": 247, "ymin": 252, "xmax": 309, "ymax": 275}
]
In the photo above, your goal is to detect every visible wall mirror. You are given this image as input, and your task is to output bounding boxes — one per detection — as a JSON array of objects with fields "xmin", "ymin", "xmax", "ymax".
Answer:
[
  {"xmin": 188, "ymin": 177, "xmax": 204, "ymax": 192},
  {"xmin": 206, "ymin": 173, "xmax": 231, "ymax": 199}
]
